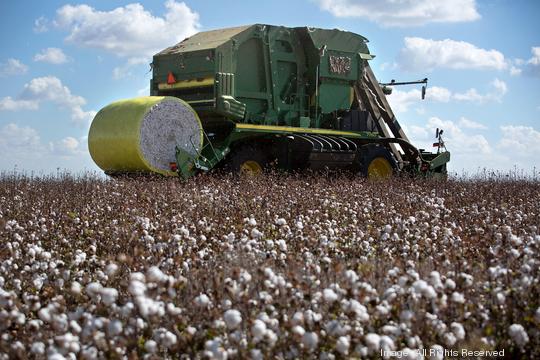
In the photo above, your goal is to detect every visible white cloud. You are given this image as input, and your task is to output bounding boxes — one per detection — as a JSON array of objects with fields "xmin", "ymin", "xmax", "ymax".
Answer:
[
  {"xmin": 453, "ymin": 78, "xmax": 507, "ymax": 103},
  {"xmin": 426, "ymin": 117, "xmax": 491, "ymax": 154},
  {"xmin": 0, "ymin": 123, "xmax": 44, "ymax": 156},
  {"xmin": 510, "ymin": 66, "xmax": 522, "ymax": 76},
  {"xmin": 398, "ymin": 37, "xmax": 507, "ymax": 72},
  {"xmin": 499, "ymin": 125, "xmax": 540, "ymax": 154},
  {"xmin": 316, "ymin": 0, "xmax": 480, "ymax": 27},
  {"xmin": 523, "ymin": 46, "xmax": 540, "ymax": 77},
  {"xmin": 387, "ymin": 86, "xmax": 451, "ymax": 113},
  {"xmin": 0, "ymin": 58, "xmax": 29, "ymax": 77},
  {"xmin": 0, "ymin": 97, "xmax": 39, "ymax": 111},
  {"xmin": 388, "ymin": 79, "xmax": 507, "ymax": 113},
  {"xmin": 0, "ymin": 123, "xmax": 96, "ymax": 172},
  {"xmin": 404, "ymin": 118, "xmax": 540, "ymax": 172},
  {"xmin": 54, "ymin": 1, "xmax": 200, "ymax": 59},
  {"xmin": 112, "ymin": 57, "xmax": 149, "ymax": 80},
  {"xmin": 33, "ymin": 16, "xmax": 49, "ymax": 33},
  {"xmin": 49, "ymin": 136, "xmax": 85, "ymax": 157},
  {"xmin": 458, "ymin": 117, "xmax": 487, "ymax": 130},
  {"xmin": 0, "ymin": 76, "xmax": 96, "ymax": 126},
  {"xmin": 34, "ymin": 48, "xmax": 69, "ymax": 64}
]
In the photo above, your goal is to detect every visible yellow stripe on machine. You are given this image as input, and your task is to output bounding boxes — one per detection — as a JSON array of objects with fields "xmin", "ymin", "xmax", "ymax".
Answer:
[
  {"xmin": 235, "ymin": 123, "xmax": 366, "ymax": 138},
  {"xmin": 158, "ymin": 77, "xmax": 214, "ymax": 90}
]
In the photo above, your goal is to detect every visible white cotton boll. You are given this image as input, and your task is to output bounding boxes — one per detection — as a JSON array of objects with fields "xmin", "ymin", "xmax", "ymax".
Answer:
[
  {"xmin": 384, "ymin": 224, "xmax": 392, "ymax": 234},
  {"xmin": 535, "ymin": 307, "xmax": 540, "ymax": 323},
  {"xmin": 445, "ymin": 279, "xmax": 456, "ymax": 290},
  {"xmin": 291, "ymin": 312, "xmax": 304, "ymax": 325},
  {"xmin": 302, "ymin": 332, "xmax": 318, "ymax": 351},
  {"xmin": 250, "ymin": 348, "xmax": 264, "ymax": 360},
  {"xmin": 33, "ymin": 277, "xmax": 44, "ymax": 290},
  {"xmin": 145, "ymin": 339, "xmax": 157, "ymax": 353},
  {"xmin": 223, "ymin": 309, "xmax": 242, "ymax": 330},
  {"xmin": 251, "ymin": 228, "xmax": 263, "ymax": 239},
  {"xmin": 107, "ymin": 319, "xmax": 123, "ymax": 336},
  {"xmin": 296, "ymin": 221, "xmax": 304, "ymax": 230},
  {"xmin": 451, "ymin": 292, "xmax": 465, "ymax": 304},
  {"xmin": 496, "ymin": 292, "xmax": 505, "ymax": 305},
  {"xmin": 265, "ymin": 329, "xmax": 278, "ymax": 347},
  {"xmin": 349, "ymin": 300, "xmax": 369, "ymax": 322},
  {"xmin": 429, "ymin": 345, "xmax": 444, "ymax": 360},
  {"xmin": 105, "ymin": 263, "xmax": 119, "ymax": 276},
  {"xmin": 380, "ymin": 335, "xmax": 395, "ymax": 351},
  {"xmin": 194, "ymin": 293, "xmax": 210, "ymax": 308},
  {"xmin": 162, "ymin": 331, "xmax": 177, "ymax": 348},
  {"xmin": 31, "ymin": 342, "xmax": 45, "ymax": 355},
  {"xmin": 248, "ymin": 218, "xmax": 257, "ymax": 226},
  {"xmin": 345, "ymin": 270, "xmax": 359, "ymax": 284},
  {"xmin": 292, "ymin": 325, "xmax": 305, "ymax": 337},
  {"xmin": 85, "ymin": 282, "xmax": 103, "ymax": 299},
  {"xmin": 276, "ymin": 218, "xmax": 287, "ymax": 226},
  {"xmin": 147, "ymin": 266, "xmax": 167, "ymax": 283},
  {"xmin": 364, "ymin": 333, "xmax": 380, "ymax": 352},
  {"xmin": 251, "ymin": 319, "xmax": 267, "ymax": 341},
  {"xmin": 336, "ymin": 336, "xmax": 350, "ymax": 355},
  {"xmin": 443, "ymin": 332, "xmax": 456, "ymax": 346},
  {"xmin": 400, "ymin": 310, "xmax": 414, "ymax": 323},
  {"xmin": 451, "ymin": 322, "xmax": 465, "ymax": 340},
  {"xmin": 277, "ymin": 239, "xmax": 287, "ymax": 252},
  {"xmin": 429, "ymin": 271, "xmax": 443, "ymax": 289},
  {"xmin": 509, "ymin": 324, "xmax": 529, "ymax": 347},
  {"xmin": 128, "ymin": 280, "xmax": 146, "ymax": 297},
  {"xmin": 100, "ymin": 288, "xmax": 118, "ymax": 306},
  {"xmin": 38, "ymin": 307, "xmax": 51, "ymax": 322},
  {"xmin": 510, "ymin": 235, "xmax": 522, "ymax": 246},
  {"xmin": 70, "ymin": 281, "xmax": 82, "ymax": 295},
  {"xmin": 70, "ymin": 320, "xmax": 82, "ymax": 334},
  {"xmin": 323, "ymin": 288, "xmax": 338, "ymax": 303}
]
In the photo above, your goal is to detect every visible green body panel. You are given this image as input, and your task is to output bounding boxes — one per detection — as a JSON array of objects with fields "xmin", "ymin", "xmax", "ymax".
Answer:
[{"xmin": 151, "ymin": 24, "xmax": 372, "ymax": 128}]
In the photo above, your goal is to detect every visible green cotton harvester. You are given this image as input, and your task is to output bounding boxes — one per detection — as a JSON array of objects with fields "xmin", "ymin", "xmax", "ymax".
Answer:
[{"xmin": 88, "ymin": 24, "xmax": 450, "ymax": 178}]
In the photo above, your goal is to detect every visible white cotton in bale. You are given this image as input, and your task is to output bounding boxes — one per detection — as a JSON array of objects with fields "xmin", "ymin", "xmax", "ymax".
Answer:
[{"xmin": 139, "ymin": 99, "xmax": 202, "ymax": 172}]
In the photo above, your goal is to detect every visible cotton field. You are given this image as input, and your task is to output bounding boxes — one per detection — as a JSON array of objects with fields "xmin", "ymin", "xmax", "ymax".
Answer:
[{"xmin": 0, "ymin": 173, "xmax": 539, "ymax": 359}]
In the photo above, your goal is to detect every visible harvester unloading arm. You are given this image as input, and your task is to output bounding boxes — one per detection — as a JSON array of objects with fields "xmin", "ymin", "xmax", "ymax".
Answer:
[{"xmin": 354, "ymin": 64, "xmax": 450, "ymax": 176}]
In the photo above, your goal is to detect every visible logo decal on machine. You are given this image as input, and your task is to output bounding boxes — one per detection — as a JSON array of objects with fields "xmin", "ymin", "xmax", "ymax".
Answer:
[{"xmin": 329, "ymin": 56, "xmax": 351, "ymax": 75}]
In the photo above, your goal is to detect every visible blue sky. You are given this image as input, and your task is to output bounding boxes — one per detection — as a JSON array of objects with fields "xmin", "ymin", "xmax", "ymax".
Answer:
[{"xmin": 0, "ymin": 0, "xmax": 539, "ymax": 175}]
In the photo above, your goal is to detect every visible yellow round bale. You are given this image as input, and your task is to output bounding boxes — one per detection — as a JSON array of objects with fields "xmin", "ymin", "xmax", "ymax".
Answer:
[{"xmin": 88, "ymin": 96, "xmax": 203, "ymax": 176}]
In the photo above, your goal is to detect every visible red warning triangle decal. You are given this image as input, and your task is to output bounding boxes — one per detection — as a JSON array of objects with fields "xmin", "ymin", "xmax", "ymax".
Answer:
[{"xmin": 167, "ymin": 72, "xmax": 176, "ymax": 84}]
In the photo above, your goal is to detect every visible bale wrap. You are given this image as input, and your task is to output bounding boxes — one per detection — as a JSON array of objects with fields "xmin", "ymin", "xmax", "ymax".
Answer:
[{"xmin": 88, "ymin": 96, "xmax": 202, "ymax": 176}]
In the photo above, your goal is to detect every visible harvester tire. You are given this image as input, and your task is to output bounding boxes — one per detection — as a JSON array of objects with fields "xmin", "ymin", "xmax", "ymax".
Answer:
[
  {"xmin": 358, "ymin": 144, "xmax": 397, "ymax": 178},
  {"xmin": 227, "ymin": 145, "xmax": 270, "ymax": 176}
]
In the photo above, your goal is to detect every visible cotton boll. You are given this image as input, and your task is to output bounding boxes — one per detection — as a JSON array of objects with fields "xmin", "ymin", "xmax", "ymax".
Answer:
[
  {"xmin": 292, "ymin": 325, "xmax": 305, "ymax": 337},
  {"xmin": 251, "ymin": 319, "xmax": 267, "ymax": 341},
  {"xmin": 509, "ymin": 324, "xmax": 529, "ymax": 347},
  {"xmin": 144, "ymin": 340, "xmax": 157, "ymax": 353},
  {"xmin": 223, "ymin": 309, "xmax": 242, "ymax": 330},
  {"xmin": 451, "ymin": 292, "xmax": 465, "ymax": 304},
  {"xmin": 194, "ymin": 293, "xmax": 210, "ymax": 308},
  {"xmin": 443, "ymin": 332, "xmax": 456, "ymax": 346},
  {"xmin": 128, "ymin": 280, "xmax": 146, "ymax": 297},
  {"xmin": 323, "ymin": 288, "xmax": 338, "ymax": 303},
  {"xmin": 450, "ymin": 322, "xmax": 465, "ymax": 340},
  {"xmin": 364, "ymin": 333, "xmax": 380, "ymax": 352},
  {"xmin": 107, "ymin": 319, "xmax": 123, "ymax": 336},
  {"xmin": 302, "ymin": 331, "xmax": 318, "ymax": 351},
  {"xmin": 429, "ymin": 345, "xmax": 444, "ymax": 360},
  {"xmin": 336, "ymin": 336, "xmax": 350, "ymax": 355},
  {"xmin": 147, "ymin": 266, "xmax": 167, "ymax": 283},
  {"xmin": 100, "ymin": 287, "xmax": 118, "ymax": 306}
]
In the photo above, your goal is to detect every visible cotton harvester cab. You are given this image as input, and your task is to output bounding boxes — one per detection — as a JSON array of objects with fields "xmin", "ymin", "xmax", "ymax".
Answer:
[{"xmin": 88, "ymin": 24, "xmax": 450, "ymax": 178}]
